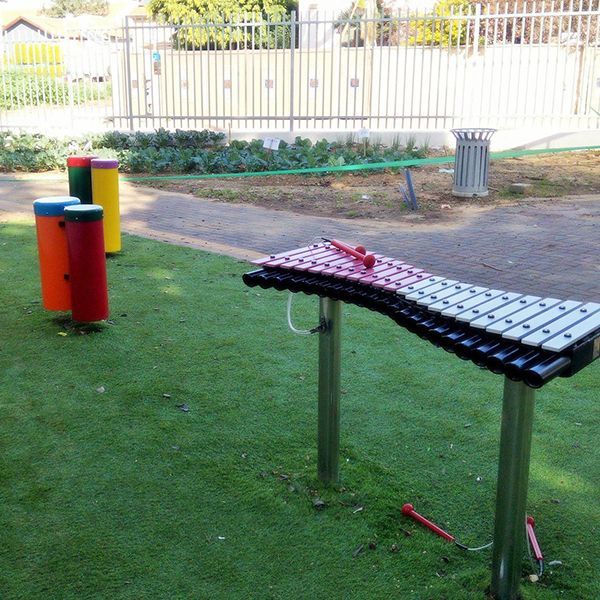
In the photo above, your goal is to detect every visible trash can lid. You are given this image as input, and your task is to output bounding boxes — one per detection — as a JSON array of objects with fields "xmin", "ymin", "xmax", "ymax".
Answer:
[
  {"xmin": 67, "ymin": 155, "xmax": 98, "ymax": 167},
  {"xmin": 451, "ymin": 128, "xmax": 496, "ymax": 141},
  {"xmin": 33, "ymin": 196, "xmax": 81, "ymax": 217},
  {"xmin": 91, "ymin": 158, "xmax": 119, "ymax": 169},
  {"xmin": 64, "ymin": 204, "xmax": 104, "ymax": 222}
]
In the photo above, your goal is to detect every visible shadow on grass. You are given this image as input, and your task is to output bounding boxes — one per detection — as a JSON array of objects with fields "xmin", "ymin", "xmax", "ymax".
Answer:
[{"xmin": 52, "ymin": 315, "xmax": 106, "ymax": 335}]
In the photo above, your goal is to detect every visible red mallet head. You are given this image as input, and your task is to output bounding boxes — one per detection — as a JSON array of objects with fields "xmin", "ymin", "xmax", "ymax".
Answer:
[
  {"xmin": 402, "ymin": 503, "xmax": 415, "ymax": 516},
  {"xmin": 527, "ymin": 516, "xmax": 535, "ymax": 527},
  {"xmin": 363, "ymin": 254, "xmax": 376, "ymax": 268}
]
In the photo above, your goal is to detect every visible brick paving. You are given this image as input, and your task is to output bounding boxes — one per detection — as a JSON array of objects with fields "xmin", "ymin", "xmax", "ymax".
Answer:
[{"xmin": 1, "ymin": 175, "xmax": 598, "ymax": 302}]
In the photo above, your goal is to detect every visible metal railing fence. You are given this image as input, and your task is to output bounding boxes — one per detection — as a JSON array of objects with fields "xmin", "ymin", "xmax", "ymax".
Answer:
[{"xmin": 1, "ymin": 1, "xmax": 599, "ymax": 134}]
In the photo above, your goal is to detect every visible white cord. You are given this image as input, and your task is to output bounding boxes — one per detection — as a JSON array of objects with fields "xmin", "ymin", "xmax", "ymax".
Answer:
[
  {"xmin": 283, "ymin": 238, "xmax": 329, "ymax": 336},
  {"xmin": 287, "ymin": 292, "xmax": 318, "ymax": 335},
  {"xmin": 455, "ymin": 539, "xmax": 493, "ymax": 552},
  {"xmin": 461, "ymin": 541, "xmax": 494, "ymax": 552}
]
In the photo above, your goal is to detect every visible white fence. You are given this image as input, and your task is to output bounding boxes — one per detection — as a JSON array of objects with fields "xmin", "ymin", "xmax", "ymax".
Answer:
[{"xmin": 1, "ymin": 3, "xmax": 599, "ymax": 135}]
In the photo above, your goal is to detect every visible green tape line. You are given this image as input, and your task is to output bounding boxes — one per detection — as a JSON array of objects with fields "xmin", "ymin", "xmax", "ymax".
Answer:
[
  {"xmin": 122, "ymin": 155, "xmax": 453, "ymax": 181},
  {"xmin": 120, "ymin": 145, "xmax": 600, "ymax": 181},
  {"xmin": 1, "ymin": 145, "xmax": 598, "ymax": 184}
]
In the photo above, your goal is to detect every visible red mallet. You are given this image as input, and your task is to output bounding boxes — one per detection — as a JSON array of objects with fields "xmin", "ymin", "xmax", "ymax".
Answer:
[
  {"xmin": 526, "ymin": 516, "xmax": 544, "ymax": 561},
  {"xmin": 401, "ymin": 503, "xmax": 456, "ymax": 543},
  {"xmin": 330, "ymin": 239, "xmax": 376, "ymax": 268}
]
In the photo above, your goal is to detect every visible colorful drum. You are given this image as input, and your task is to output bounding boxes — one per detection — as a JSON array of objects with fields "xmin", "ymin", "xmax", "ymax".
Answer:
[
  {"xmin": 33, "ymin": 196, "xmax": 81, "ymax": 311},
  {"xmin": 64, "ymin": 205, "xmax": 109, "ymax": 323},
  {"xmin": 67, "ymin": 155, "xmax": 97, "ymax": 204},
  {"xmin": 91, "ymin": 158, "xmax": 120, "ymax": 253}
]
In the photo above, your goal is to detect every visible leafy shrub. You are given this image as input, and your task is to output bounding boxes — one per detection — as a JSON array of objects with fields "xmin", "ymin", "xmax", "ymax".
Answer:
[
  {"xmin": 409, "ymin": 0, "xmax": 473, "ymax": 46},
  {"xmin": 148, "ymin": 0, "xmax": 291, "ymax": 50},
  {"xmin": 0, "ymin": 130, "xmax": 428, "ymax": 174},
  {"xmin": 0, "ymin": 132, "xmax": 72, "ymax": 171},
  {"xmin": 96, "ymin": 128, "xmax": 226, "ymax": 151}
]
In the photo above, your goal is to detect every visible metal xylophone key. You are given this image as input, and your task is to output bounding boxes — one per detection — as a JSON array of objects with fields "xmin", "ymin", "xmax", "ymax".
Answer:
[{"xmin": 255, "ymin": 243, "xmax": 329, "ymax": 267}]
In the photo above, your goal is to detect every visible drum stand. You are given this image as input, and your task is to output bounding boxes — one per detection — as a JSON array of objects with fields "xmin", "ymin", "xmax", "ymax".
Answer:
[{"xmin": 316, "ymin": 298, "xmax": 537, "ymax": 600}]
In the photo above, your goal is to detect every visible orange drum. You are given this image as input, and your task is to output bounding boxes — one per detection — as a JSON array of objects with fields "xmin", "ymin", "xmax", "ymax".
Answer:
[{"xmin": 33, "ymin": 196, "xmax": 81, "ymax": 311}]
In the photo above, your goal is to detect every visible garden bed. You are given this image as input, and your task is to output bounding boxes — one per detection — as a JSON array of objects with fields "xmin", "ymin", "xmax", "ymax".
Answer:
[{"xmin": 139, "ymin": 150, "xmax": 600, "ymax": 222}]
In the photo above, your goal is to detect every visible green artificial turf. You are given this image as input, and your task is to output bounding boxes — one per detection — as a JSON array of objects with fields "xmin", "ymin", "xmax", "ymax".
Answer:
[{"xmin": 0, "ymin": 222, "xmax": 598, "ymax": 600}]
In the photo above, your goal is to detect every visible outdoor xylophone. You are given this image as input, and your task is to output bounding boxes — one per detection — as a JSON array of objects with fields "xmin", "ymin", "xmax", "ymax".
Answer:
[{"xmin": 242, "ymin": 239, "xmax": 599, "ymax": 600}]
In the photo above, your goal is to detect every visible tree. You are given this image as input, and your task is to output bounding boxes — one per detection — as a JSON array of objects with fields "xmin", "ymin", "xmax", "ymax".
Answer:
[
  {"xmin": 42, "ymin": 0, "xmax": 109, "ymax": 17},
  {"xmin": 408, "ymin": 0, "xmax": 473, "ymax": 47},
  {"xmin": 147, "ymin": 0, "xmax": 297, "ymax": 49},
  {"xmin": 148, "ymin": 0, "xmax": 296, "ymax": 23}
]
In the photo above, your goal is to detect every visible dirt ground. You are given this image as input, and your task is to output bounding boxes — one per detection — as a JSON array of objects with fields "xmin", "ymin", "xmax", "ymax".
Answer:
[{"xmin": 136, "ymin": 151, "xmax": 600, "ymax": 223}]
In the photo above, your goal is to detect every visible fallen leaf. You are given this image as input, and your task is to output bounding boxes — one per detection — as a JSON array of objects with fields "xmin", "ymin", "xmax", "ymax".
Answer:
[
  {"xmin": 96, "ymin": 386, "xmax": 105, "ymax": 393},
  {"xmin": 528, "ymin": 574, "xmax": 539, "ymax": 583},
  {"xmin": 58, "ymin": 332, "xmax": 67, "ymax": 337},
  {"xmin": 176, "ymin": 403, "xmax": 189, "ymax": 412},
  {"xmin": 352, "ymin": 505, "xmax": 364, "ymax": 514},
  {"xmin": 162, "ymin": 393, "xmax": 171, "ymax": 399},
  {"xmin": 352, "ymin": 544, "xmax": 364, "ymax": 558},
  {"xmin": 390, "ymin": 544, "xmax": 399, "ymax": 553}
]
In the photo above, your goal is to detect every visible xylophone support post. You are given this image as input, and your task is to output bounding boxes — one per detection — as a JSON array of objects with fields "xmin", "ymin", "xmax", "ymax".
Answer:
[
  {"xmin": 491, "ymin": 378, "xmax": 536, "ymax": 600},
  {"xmin": 317, "ymin": 297, "xmax": 342, "ymax": 485}
]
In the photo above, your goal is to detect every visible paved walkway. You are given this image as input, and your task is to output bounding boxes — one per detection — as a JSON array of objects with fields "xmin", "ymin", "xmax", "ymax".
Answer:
[{"xmin": 1, "ymin": 175, "xmax": 598, "ymax": 302}]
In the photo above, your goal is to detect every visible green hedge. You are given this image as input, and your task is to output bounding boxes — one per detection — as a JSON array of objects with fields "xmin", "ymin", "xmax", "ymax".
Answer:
[
  {"xmin": 0, "ymin": 71, "xmax": 110, "ymax": 110},
  {"xmin": 0, "ymin": 129, "xmax": 427, "ymax": 174}
]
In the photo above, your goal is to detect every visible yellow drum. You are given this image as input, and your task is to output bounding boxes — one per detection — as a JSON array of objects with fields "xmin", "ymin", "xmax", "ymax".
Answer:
[{"xmin": 91, "ymin": 158, "xmax": 121, "ymax": 253}]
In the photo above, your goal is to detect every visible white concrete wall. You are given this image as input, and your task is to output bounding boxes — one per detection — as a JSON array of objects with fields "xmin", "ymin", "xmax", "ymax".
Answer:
[{"xmin": 113, "ymin": 44, "xmax": 600, "ymax": 133}]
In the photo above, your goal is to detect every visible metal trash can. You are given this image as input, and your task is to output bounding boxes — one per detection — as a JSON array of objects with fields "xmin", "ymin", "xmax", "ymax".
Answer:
[{"xmin": 451, "ymin": 128, "xmax": 496, "ymax": 197}]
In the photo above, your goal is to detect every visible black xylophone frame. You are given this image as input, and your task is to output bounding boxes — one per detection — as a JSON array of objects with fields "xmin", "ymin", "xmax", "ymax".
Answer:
[{"xmin": 243, "ymin": 241, "xmax": 599, "ymax": 600}]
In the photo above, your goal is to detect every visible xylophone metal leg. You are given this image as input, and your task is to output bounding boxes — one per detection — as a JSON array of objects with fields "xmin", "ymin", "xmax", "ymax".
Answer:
[
  {"xmin": 317, "ymin": 297, "xmax": 342, "ymax": 485},
  {"xmin": 491, "ymin": 377, "xmax": 536, "ymax": 600}
]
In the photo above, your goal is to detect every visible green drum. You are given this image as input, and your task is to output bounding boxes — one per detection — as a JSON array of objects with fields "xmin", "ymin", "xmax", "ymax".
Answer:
[{"xmin": 67, "ymin": 155, "xmax": 97, "ymax": 204}]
